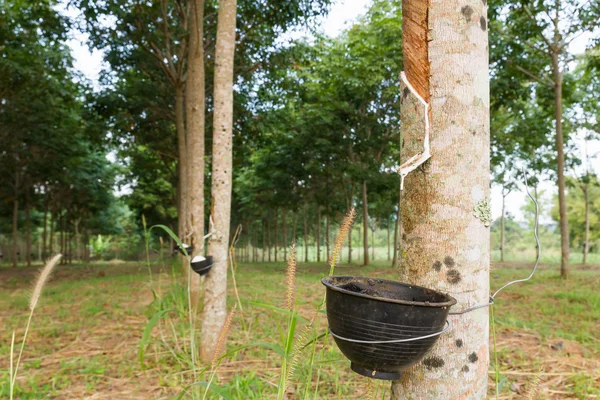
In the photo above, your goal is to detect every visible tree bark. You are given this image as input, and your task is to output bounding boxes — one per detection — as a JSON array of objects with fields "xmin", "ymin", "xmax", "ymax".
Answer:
[
  {"xmin": 316, "ymin": 206, "xmax": 321, "ymax": 262},
  {"xmin": 186, "ymin": 0, "xmax": 206, "ymax": 305},
  {"xmin": 176, "ymin": 83, "xmax": 188, "ymax": 244},
  {"xmin": 201, "ymin": 0, "xmax": 237, "ymax": 360},
  {"xmin": 326, "ymin": 214, "xmax": 330, "ymax": 261},
  {"xmin": 267, "ymin": 211, "xmax": 272, "ymax": 262},
  {"xmin": 348, "ymin": 220, "xmax": 353, "ymax": 264},
  {"xmin": 12, "ymin": 196, "xmax": 18, "ymax": 268},
  {"xmin": 282, "ymin": 210, "xmax": 287, "ymax": 261},
  {"xmin": 274, "ymin": 209, "xmax": 279, "ymax": 262},
  {"xmin": 74, "ymin": 218, "xmax": 81, "ymax": 261},
  {"xmin": 42, "ymin": 198, "xmax": 48, "ymax": 260},
  {"xmin": 583, "ymin": 184, "xmax": 589, "ymax": 264},
  {"xmin": 361, "ymin": 181, "xmax": 369, "ymax": 266},
  {"xmin": 500, "ymin": 192, "xmax": 506, "ymax": 262},
  {"xmin": 303, "ymin": 203, "xmax": 308, "ymax": 262},
  {"xmin": 262, "ymin": 220, "xmax": 266, "ymax": 263},
  {"xmin": 25, "ymin": 190, "xmax": 31, "ymax": 267},
  {"xmin": 49, "ymin": 211, "xmax": 55, "ymax": 254},
  {"xmin": 552, "ymin": 52, "xmax": 569, "ymax": 279},
  {"xmin": 387, "ymin": 218, "xmax": 391, "ymax": 261},
  {"xmin": 392, "ymin": 0, "xmax": 490, "ymax": 398}
]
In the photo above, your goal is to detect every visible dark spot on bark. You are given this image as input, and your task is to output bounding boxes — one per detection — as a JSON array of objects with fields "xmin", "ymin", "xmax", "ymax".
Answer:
[
  {"xmin": 433, "ymin": 260, "xmax": 443, "ymax": 271},
  {"xmin": 461, "ymin": 6, "xmax": 473, "ymax": 21},
  {"xmin": 469, "ymin": 352, "xmax": 479, "ymax": 363},
  {"xmin": 472, "ymin": 130, "xmax": 477, "ymax": 136},
  {"xmin": 443, "ymin": 256, "xmax": 455, "ymax": 268},
  {"xmin": 447, "ymin": 269, "xmax": 462, "ymax": 284},
  {"xmin": 461, "ymin": 365, "xmax": 470, "ymax": 372},
  {"xmin": 455, "ymin": 339, "xmax": 463, "ymax": 348},
  {"xmin": 480, "ymin": 16, "xmax": 487, "ymax": 31},
  {"xmin": 482, "ymin": 0, "xmax": 487, "ymax": 5},
  {"xmin": 403, "ymin": 87, "xmax": 410, "ymax": 99},
  {"xmin": 423, "ymin": 356, "xmax": 445, "ymax": 370}
]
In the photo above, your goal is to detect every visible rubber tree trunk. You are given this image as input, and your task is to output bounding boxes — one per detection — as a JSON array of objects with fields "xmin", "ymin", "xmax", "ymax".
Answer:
[
  {"xmin": 274, "ymin": 209, "xmax": 279, "ymax": 262},
  {"xmin": 74, "ymin": 218, "xmax": 81, "ymax": 261},
  {"xmin": 49, "ymin": 212, "xmax": 55, "ymax": 254},
  {"xmin": 392, "ymin": 0, "xmax": 490, "ymax": 398},
  {"xmin": 326, "ymin": 214, "xmax": 330, "ymax": 261},
  {"xmin": 262, "ymin": 220, "xmax": 266, "ymax": 263},
  {"xmin": 12, "ymin": 196, "xmax": 18, "ymax": 268},
  {"xmin": 267, "ymin": 211, "xmax": 272, "ymax": 262},
  {"xmin": 201, "ymin": 0, "xmax": 237, "ymax": 360},
  {"xmin": 583, "ymin": 184, "xmax": 589, "ymax": 264},
  {"xmin": 361, "ymin": 181, "xmax": 369, "ymax": 266},
  {"xmin": 552, "ymin": 52, "xmax": 569, "ymax": 279},
  {"xmin": 500, "ymin": 192, "xmax": 506, "ymax": 262},
  {"xmin": 282, "ymin": 210, "xmax": 287, "ymax": 261},
  {"xmin": 303, "ymin": 204, "xmax": 308, "ymax": 262},
  {"xmin": 42, "ymin": 199, "xmax": 48, "ymax": 260},
  {"xmin": 387, "ymin": 218, "xmax": 391, "ymax": 261},
  {"xmin": 186, "ymin": 0, "xmax": 206, "ymax": 306},
  {"xmin": 25, "ymin": 190, "xmax": 31, "ymax": 267},
  {"xmin": 176, "ymin": 83, "xmax": 188, "ymax": 245},
  {"xmin": 316, "ymin": 207, "xmax": 321, "ymax": 262}
]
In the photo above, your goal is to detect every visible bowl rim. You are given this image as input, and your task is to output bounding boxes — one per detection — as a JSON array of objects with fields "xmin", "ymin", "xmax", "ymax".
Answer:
[{"xmin": 321, "ymin": 275, "xmax": 457, "ymax": 308}]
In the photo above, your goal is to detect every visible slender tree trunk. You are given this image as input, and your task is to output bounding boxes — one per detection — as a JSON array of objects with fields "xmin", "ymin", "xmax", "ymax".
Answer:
[
  {"xmin": 292, "ymin": 211, "xmax": 297, "ymax": 244},
  {"xmin": 274, "ymin": 209, "xmax": 279, "ymax": 262},
  {"xmin": 392, "ymin": 0, "xmax": 490, "ymax": 397},
  {"xmin": 262, "ymin": 220, "xmax": 266, "ymax": 263},
  {"xmin": 326, "ymin": 214, "xmax": 330, "ymax": 261},
  {"xmin": 316, "ymin": 207, "xmax": 321, "ymax": 262},
  {"xmin": 387, "ymin": 219, "xmax": 391, "ymax": 261},
  {"xmin": 25, "ymin": 190, "xmax": 31, "ymax": 267},
  {"xmin": 552, "ymin": 53, "xmax": 569, "ymax": 278},
  {"xmin": 282, "ymin": 210, "xmax": 287, "ymax": 261},
  {"xmin": 500, "ymin": 193, "xmax": 506, "ymax": 262},
  {"xmin": 176, "ymin": 84, "xmax": 188, "ymax": 244},
  {"xmin": 201, "ymin": 0, "xmax": 237, "ymax": 360},
  {"xmin": 49, "ymin": 211, "xmax": 55, "ymax": 254},
  {"xmin": 371, "ymin": 223, "xmax": 375, "ymax": 261},
  {"xmin": 12, "ymin": 196, "xmax": 18, "ymax": 268},
  {"xmin": 348, "ymin": 220, "xmax": 353, "ymax": 264},
  {"xmin": 392, "ymin": 212, "xmax": 399, "ymax": 267},
  {"xmin": 361, "ymin": 181, "xmax": 369, "ymax": 266},
  {"xmin": 74, "ymin": 219, "xmax": 81, "ymax": 261},
  {"xmin": 303, "ymin": 203, "xmax": 308, "ymax": 262},
  {"xmin": 186, "ymin": 0, "xmax": 206, "ymax": 305},
  {"xmin": 267, "ymin": 211, "xmax": 272, "ymax": 262},
  {"xmin": 583, "ymin": 185, "xmax": 589, "ymax": 264},
  {"xmin": 42, "ymin": 199, "xmax": 48, "ymax": 260}
]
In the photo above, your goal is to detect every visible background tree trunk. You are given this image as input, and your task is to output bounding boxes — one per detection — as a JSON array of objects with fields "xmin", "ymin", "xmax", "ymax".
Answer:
[
  {"xmin": 392, "ymin": 0, "xmax": 490, "ymax": 398},
  {"xmin": 201, "ymin": 0, "xmax": 237, "ymax": 360},
  {"xmin": 274, "ymin": 209, "xmax": 279, "ymax": 262},
  {"xmin": 49, "ymin": 212, "xmax": 55, "ymax": 254},
  {"xmin": 186, "ymin": 0, "xmax": 206, "ymax": 307},
  {"xmin": 25, "ymin": 190, "xmax": 31, "ymax": 267},
  {"xmin": 583, "ymin": 184, "xmax": 589, "ymax": 264},
  {"xmin": 267, "ymin": 211, "xmax": 272, "ymax": 262},
  {"xmin": 42, "ymin": 199, "xmax": 48, "ymax": 260},
  {"xmin": 316, "ymin": 206, "xmax": 321, "ymax": 262},
  {"xmin": 361, "ymin": 181, "xmax": 369, "ymax": 266},
  {"xmin": 500, "ymin": 192, "xmax": 506, "ymax": 262},
  {"xmin": 12, "ymin": 196, "xmax": 18, "ymax": 268},
  {"xmin": 326, "ymin": 214, "xmax": 330, "ymax": 261},
  {"xmin": 303, "ymin": 203, "xmax": 308, "ymax": 262},
  {"xmin": 282, "ymin": 210, "xmax": 287, "ymax": 261},
  {"xmin": 552, "ymin": 52, "xmax": 569, "ymax": 279},
  {"xmin": 176, "ymin": 83, "xmax": 188, "ymax": 245}
]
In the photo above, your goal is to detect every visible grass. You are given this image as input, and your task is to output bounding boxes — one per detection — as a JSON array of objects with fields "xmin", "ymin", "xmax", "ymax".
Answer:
[{"xmin": 1, "ymin": 260, "xmax": 599, "ymax": 399}]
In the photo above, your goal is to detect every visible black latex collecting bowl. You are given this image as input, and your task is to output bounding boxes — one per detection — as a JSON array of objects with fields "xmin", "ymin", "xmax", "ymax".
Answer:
[
  {"xmin": 191, "ymin": 255, "xmax": 213, "ymax": 276},
  {"xmin": 321, "ymin": 276, "xmax": 456, "ymax": 380}
]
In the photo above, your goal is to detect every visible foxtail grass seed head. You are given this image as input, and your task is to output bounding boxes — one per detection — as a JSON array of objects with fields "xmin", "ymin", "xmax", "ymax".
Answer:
[
  {"xmin": 285, "ymin": 243, "xmax": 297, "ymax": 311},
  {"xmin": 285, "ymin": 325, "xmax": 312, "ymax": 390},
  {"xmin": 30, "ymin": 254, "xmax": 61, "ymax": 311},
  {"xmin": 329, "ymin": 208, "xmax": 356, "ymax": 275},
  {"xmin": 526, "ymin": 368, "xmax": 542, "ymax": 400},
  {"xmin": 211, "ymin": 304, "xmax": 237, "ymax": 367}
]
